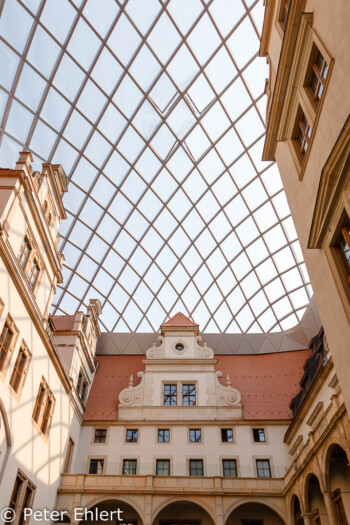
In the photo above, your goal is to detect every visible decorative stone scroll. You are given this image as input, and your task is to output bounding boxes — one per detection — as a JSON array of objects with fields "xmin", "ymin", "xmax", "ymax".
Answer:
[
  {"xmin": 196, "ymin": 342, "xmax": 214, "ymax": 359},
  {"xmin": 118, "ymin": 371, "xmax": 144, "ymax": 406},
  {"xmin": 145, "ymin": 341, "xmax": 163, "ymax": 359},
  {"xmin": 215, "ymin": 371, "xmax": 241, "ymax": 406}
]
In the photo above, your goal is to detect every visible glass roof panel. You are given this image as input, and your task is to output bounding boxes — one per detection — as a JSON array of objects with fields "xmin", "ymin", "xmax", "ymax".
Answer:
[{"xmin": 0, "ymin": 0, "xmax": 312, "ymax": 333}]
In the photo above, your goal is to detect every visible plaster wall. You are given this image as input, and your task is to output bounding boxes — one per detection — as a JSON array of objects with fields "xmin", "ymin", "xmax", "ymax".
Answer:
[{"xmin": 267, "ymin": 0, "xmax": 350, "ymax": 411}]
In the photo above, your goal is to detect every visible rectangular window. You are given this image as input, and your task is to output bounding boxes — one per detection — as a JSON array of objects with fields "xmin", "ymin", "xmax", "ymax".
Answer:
[
  {"xmin": 158, "ymin": 429, "xmax": 170, "ymax": 443},
  {"xmin": 122, "ymin": 459, "xmax": 137, "ymax": 475},
  {"xmin": 222, "ymin": 459, "xmax": 237, "ymax": 477},
  {"xmin": 32, "ymin": 384, "xmax": 45, "ymax": 423},
  {"xmin": 279, "ymin": 0, "xmax": 290, "ymax": 31},
  {"xmin": 307, "ymin": 46, "xmax": 329, "ymax": 102},
  {"xmin": 94, "ymin": 429, "xmax": 107, "ymax": 443},
  {"xmin": 0, "ymin": 321, "xmax": 14, "ymax": 372},
  {"xmin": 189, "ymin": 459, "xmax": 203, "ymax": 476},
  {"xmin": 8, "ymin": 471, "xmax": 35, "ymax": 525},
  {"xmin": 27, "ymin": 259, "xmax": 40, "ymax": 290},
  {"xmin": 126, "ymin": 429, "xmax": 138, "ymax": 443},
  {"xmin": 295, "ymin": 110, "xmax": 312, "ymax": 157},
  {"xmin": 10, "ymin": 346, "xmax": 30, "ymax": 393},
  {"xmin": 77, "ymin": 369, "xmax": 88, "ymax": 404},
  {"xmin": 32, "ymin": 380, "xmax": 55, "ymax": 436},
  {"xmin": 253, "ymin": 428, "xmax": 266, "ymax": 443},
  {"xmin": 18, "ymin": 237, "xmax": 31, "ymax": 269},
  {"xmin": 189, "ymin": 429, "xmax": 202, "ymax": 443},
  {"xmin": 8, "ymin": 474, "xmax": 24, "ymax": 512},
  {"xmin": 41, "ymin": 396, "xmax": 53, "ymax": 435},
  {"xmin": 221, "ymin": 429, "xmax": 234, "ymax": 442},
  {"xmin": 156, "ymin": 459, "xmax": 170, "ymax": 476},
  {"xmin": 89, "ymin": 459, "xmax": 104, "ymax": 474},
  {"xmin": 182, "ymin": 384, "xmax": 196, "ymax": 406},
  {"xmin": 63, "ymin": 438, "xmax": 74, "ymax": 473},
  {"xmin": 256, "ymin": 459, "xmax": 271, "ymax": 478},
  {"xmin": 335, "ymin": 218, "xmax": 350, "ymax": 284},
  {"xmin": 18, "ymin": 484, "xmax": 34, "ymax": 525},
  {"xmin": 164, "ymin": 384, "xmax": 177, "ymax": 406}
]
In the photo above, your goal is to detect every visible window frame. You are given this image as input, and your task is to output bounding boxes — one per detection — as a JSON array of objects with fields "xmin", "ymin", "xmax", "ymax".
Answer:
[
  {"xmin": 7, "ymin": 470, "xmax": 36, "ymax": 525},
  {"xmin": 189, "ymin": 459, "xmax": 204, "ymax": 477},
  {"xmin": 255, "ymin": 459, "xmax": 272, "ymax": 478},
  {"xmin": 126, "ymin": 429, "xmax": 139, "ymax": 443},
  {"xmin": 63, "ymin": 438, "xmax": 74, "ymax": 474},
  {"xmin": 32, "ymin": 378, "xmax": 55, "ymax": 438},
  {"xmin": 189, "ymin": 428, "xmax": 202, "ymax": 443},
  {"xmin": 221, "ymin": 428, "xmax": 234, "ymax": 443},
  {"xmin": 76, "ymin": 368, "xmax": 89, "ymax": 405},
  {"xmin": 9, "ymin": 341, "xmax": 31, "ymax": 400},
  {"xmin": 94, "ymin": 428, "xmax": 107, "ymax": 444},
  {"xmin": 0, "ymin": 316, "xmax": 18, "ymax": 375},
  {"xmin": 89, "ymin": 458, "xmax": 105, "ymax": 475},
  {"xmin": 222, "ymin": 458, "xmax": 238, "ymax": 478},
  {"xmin": 163, "ymin": 383, "xmax": 177, "ymax": 406},
  {"xmin": 122, "ymin": 459, "xmax": 137, "ymax": 475},
  {"xmin": 157, "ymin": 428, "xmax": 170, "ymax": 443},
  {"xmin": 155, "ymin": 459, "xmax": 171, "ymax": 476},
  {"xmin": 252, "ymin": 428, "xmax": 267, "ymax": 443},
  {"xmin": 182, "ymin": 383, "xmax": 196, "ymax": 406}
]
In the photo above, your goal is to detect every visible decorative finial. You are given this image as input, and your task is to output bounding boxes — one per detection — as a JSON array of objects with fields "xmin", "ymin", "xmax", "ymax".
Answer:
[
  {"xmin": 226, "ymin": 374, "xmax": 232, "ymax": 387},
  {"xmin": 129, "ymin": 374, "xmax": 134, "ymax": 387}
]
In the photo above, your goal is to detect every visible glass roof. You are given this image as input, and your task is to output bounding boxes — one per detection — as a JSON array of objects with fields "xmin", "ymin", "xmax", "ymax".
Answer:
[{"xmin": 0, "ymin": 0, "xmax": 312, "ymax": 333}]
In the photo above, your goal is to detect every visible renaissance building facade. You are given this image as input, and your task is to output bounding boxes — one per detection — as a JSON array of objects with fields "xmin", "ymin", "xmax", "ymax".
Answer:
[{"xmin": 0, "ymin": 0, "xmax": 350, "ymax": 525}]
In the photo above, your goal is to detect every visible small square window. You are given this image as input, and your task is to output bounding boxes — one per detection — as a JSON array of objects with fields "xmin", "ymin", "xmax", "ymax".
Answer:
[
  {"xmin": 156, "ymin": 459, "xmax": 170, "ymax": 476},
  {"xmin": 189, "ymin": 459, "xmax": 203, "ymax": 476},
  {"xmin": 189, "ymin": 429, "xmax": 202, "ymax": 443},
  {"xmin": 126, "ymin": 429, "xmax": 138, "ymax": 443},
  {"xmin": 256, "ymin": 459, "xmax": 271, "ymax": 478},
  {"xmin": 182, "ymin": 384, "xmax": 196, "ymax": 405},
  {"xmin": 221, "ymin": 429, "xmax": 234, "ymax": 442},
  {"xmin": 122, "ymin": 459, "xmax": 137, "ymax": 475},
  {"xmin": 94, "ymin": 429, "xmax": 107, "ymax": 443},
  {"xmin": 164, "ymin": 384, "xmax": 177, "ymax": 406},
  {"xmin": 253, "ymin": 428, "xmax": 266, "ymax": 442},
  {"xmin": 222, "ymin": 459, "xmax": 237, "ymax": 477},
  {"xmin": 89, "ymin": 459, "xmax": 104, "ymax": 474},
  {"xmin": 158, "ymin": 429, "xmax": 170, "ymax": 443}
]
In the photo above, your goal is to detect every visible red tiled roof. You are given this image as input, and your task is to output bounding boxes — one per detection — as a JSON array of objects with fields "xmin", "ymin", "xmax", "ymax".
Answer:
[
  {"xmin": 50, "ymin": 315, "xmax": 75, "ymax": 331},
  {"xmin": 84, "ymin": 349, "xmax": 311, "ymax": 421},
  {"xmin": 161, "ymin": 312, "xmax": 199, "ymax": 328}
]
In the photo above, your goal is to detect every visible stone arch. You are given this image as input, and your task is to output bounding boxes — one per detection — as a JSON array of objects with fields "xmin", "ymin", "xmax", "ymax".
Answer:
[
  {"xmin": 324, "ymin": 442, "xmax": 350, "ymax": 523},
  {"xmin": 290, "ymin": 493, "xmax": 304, "ymax": 525},
  {"xmin": 224, "ymin": 498, "xmax": 286, "ymax": 524},
  {"xmin": 324, "ymin": 440, "xmax": 350, "ymax": 486},
  {"xmin": 78, "ymin": 496, "xmax": 144, "ymax": 525},
  {"xmin": 304, "ymin": 472, "xmax": 327, "ymax": 521},
  {"xmin": 0, "ymin": 397, "xmax": 11, "ymax": 485},
  {"xmin": 152, "ymin": 497, "xmax": 216, "ymax": 525}
]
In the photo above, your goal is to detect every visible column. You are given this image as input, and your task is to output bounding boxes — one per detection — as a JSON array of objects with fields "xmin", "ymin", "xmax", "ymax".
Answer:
[
  {"xmin": 322, "ymin": 491, "xmax": 338, "ymax": 525},
  {"xmin": 301, "ymin": 513, "xmax": 312, "ymax": 525}
]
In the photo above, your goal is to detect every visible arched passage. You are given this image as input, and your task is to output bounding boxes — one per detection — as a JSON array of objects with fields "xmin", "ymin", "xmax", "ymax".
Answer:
[
  {"xmin": 78, "ymin": 498, "xmax": 143, "ymax": 525},
  {"xmin": 225, "ymin": 502, "xmax": 286, "ymax": 525},
  {"xmin": 326, "ymin": 444, "xmax": 350, "ymax": 524},
  {"xmin": 152, "ymin": 499, "xmax": 215, "ymax": 525},
  {"xmin": 291, "ymin": 494, "xmax": 304, "ymax": 525},
  {"xmin": 305, "ymin": 474, "xmax": 327, "ymax": 524},
  {"xmin": 0, "ymin": 398, "xmax": 11, "ymax": 484}
]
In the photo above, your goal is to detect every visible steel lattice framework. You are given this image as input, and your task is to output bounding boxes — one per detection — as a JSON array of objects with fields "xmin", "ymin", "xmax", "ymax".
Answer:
[{"xmin": 0, "ymin": 0, "xmax": 312, "ymax": 333}]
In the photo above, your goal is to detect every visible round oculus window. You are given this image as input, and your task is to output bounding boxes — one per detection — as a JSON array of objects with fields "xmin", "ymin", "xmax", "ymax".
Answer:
[{"xmin": 175, "ymin": 343, "xmax": 184, "ymax": 351}]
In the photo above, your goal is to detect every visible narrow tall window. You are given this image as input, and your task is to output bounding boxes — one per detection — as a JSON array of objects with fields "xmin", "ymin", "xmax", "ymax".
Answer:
[
  {"xmin": 256, "ymin": 459, "xmax": 271, "ymax": 478},
  {"xmin": 0, "ymin": 321, "xmax": 13, "ymax": 371},
  {"xmin": 77, "ymin": 369, "xmax": 88, "ymax": 404},
  {"xmin": 18, "ymin": 237, "xmax": 31, "ymax": 269},
  {"xmin": 89, "ymin": 459, "xmax": 104, "ymax": 474},
  {"xmin": 18, "ymin": 484, "xmax": 34, "ymax": 525},
  {"xmin": 64, "ymin": 438, "xmax": 74, "ymax": 473},
  {"xmin": 222, "ymin": 459, "xmax": 237, "ymax": 477},
  {"xmin": 10, "ymin": 347, "xmax": 30, "ymax": 393},
  {"xmin": 295, "ymin": 111, "xmax": 312, "ymax": 156},
  {"xmin": 156, "ymin": 459, "xmax": 170, "ymax": 476},
  {"xmin": 7, "ymin": 472, "xmax": 35, "ymax": 525},
  {"xmin": 41, "ymin": 396, "xmax": 53, "ymax": 435},
  {"xmin": 308, "ymin": 47, "xmax": 329, "ymax": 102},
  {"xmin": 335, "ymin": 218, "xmax": 350, "ymax": 284},
  {"xmin": 182, "ymin": 384, "xmax": 196, "ymax": 406},
  {"xmin": 33, "ymin": 384, "xmax": 45, "ymax": 423},
  {"xmin": 27, "ymin": 259, "xmax": 39, "ymax": 290},
  {"xmin": 189, "ymin": 459, "xmax": 203, "ymax": 476},
  {"xmin": 280, "ymin": 0, "xmax": 291, "ymax": 31},
  {"xmin": 163, "ymin": 384, "xmax": 177, "ymax": 406},
  {"xmin": 122, "ymin": 459, "xmax": 137, "ymax": 475},
  {"xmin": 8, "ymin": 475, "xmax": 24, "ymax": 513}
]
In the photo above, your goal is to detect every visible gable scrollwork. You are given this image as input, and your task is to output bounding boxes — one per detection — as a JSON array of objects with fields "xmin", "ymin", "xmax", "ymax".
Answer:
[
  {"xmin": 118, "ymin": 371, "xmax": 144, "ymax": 406},
  {"xmin": 215, "ymin": 371, "xmax": 241, "ymax": 406}
]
